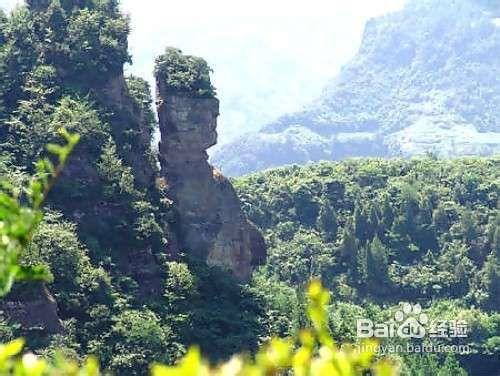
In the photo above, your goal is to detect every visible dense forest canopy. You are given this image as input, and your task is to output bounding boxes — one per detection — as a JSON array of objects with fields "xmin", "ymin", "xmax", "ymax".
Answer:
[
  {"xmin": 0, "ymin": 0, "xmax": 497, "ymax": 375},
  {"xmin": 235, "ymin": 157, "xmax": 500, "ymax": 375}
]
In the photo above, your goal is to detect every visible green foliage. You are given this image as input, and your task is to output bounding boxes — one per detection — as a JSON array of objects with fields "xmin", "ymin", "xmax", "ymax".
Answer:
[
  {"xmin": 339, "ymin": 221, "xmax": 357, "ymax": 266},
  {"xmin": 0, "ymin": 1, "xmax": 493, "ymax": 374},
  {"xmin": 66, "ymin": 7, "xmax": 130, "ymax": 78},
  {"xmin": 0, "ymin": 0, "xmax": 130, "ymax": 120},
  {"xmin": 155, "ymin": 47, "xmax": 216, "ymax": 98},
  {"xmin": 163, "ymin": 261, "xmax": 196, "ymax": 307},
  {"xmin": 4, "ymin": 64, "xmax": 60, "ymax": 165},
  {"xmin": 250, "ymin": 272, "xmax": 302, "ymax": 338},
  {"xmin": 236, "ymin": 157, "xmax": 499, "ymax": 304},
  {"xmin": 168, "ymin": 261, "xmax": 263, "ymax": 363},
  {"xmin": 400, "ymin": 353, "xmax": 467, "ymax": 376},
  {"xmin": 101, "ymin": 310, "xmax": 179, "ymax": 376},
  {"xmin": 265, "ymin": 230, "xmax": 336, "ymax": 286},
  {"xmin": 51, "ymin": 97, "xmax": 109, "ymax": 152},
  {"xmin": 0, "ymin": 5, "xmax": 167, "ymax": 358},
  {"xmin": 479, "ymin": 254, "xmax": 500, "ymax": 309},
  {"xmin": 132, "ymin": 200, "xmax": 164, "ymax": 242},
  {"xmin": 328, "ymin": 302, "xmax": 379, "ymax": 344},
  {"xmin": 491, "ymin": 215, "xmax": 500, "ymax": 259},
  {"xmin": 126, "ymin": 76, "xmax": 156, "ymax": 133},
  {"xmin": 0, "ymin": 195, "xmax": 396, "ymax": 375},
  {"xmin": 0, "ymin": 283, "xmax": 399, "ymax": 375},
  {"xmin": 153, "ymin": 280, "xmax": 396, "ymax": 376},
  {"xmin": 97, "ymin": 139, "xmax": 138, "ymax": 199},
  {"xmin": 15, "ymin": 127, "xmax": 390, "ymax": 376},
  {"xmin": 365, "ymin": 237, "xmax": 389, "ymax": 290},
  {"xmin": 0, "ymin": 338, "xmax": 99, "ymax": 375},
  {"xmin": 0, "ymin": 128, "xmax": 79, "ymax": 297},
  {"xmin": 27, "ymin": 212, "xmax": 113, "ymax": 316},
  {"xmin": 354, "ymin": 205, "xmax": 370, "ymax": 244},
  {"xmin": 236, "ymin": 157, "xmax": 498, "ymax": 373},
  {"xmin": 0, "ymin": 7, "xmax": 39, "ymax": 111},
  {"xmin": 7, "ymin": 92, "xmax": 108, "ymax": 167},
  {"xmin": 390, "ymin": 242, "xmax": 475, "ymax": 298},
  {"xmin": 317, "ymin": 202, "xmax": 338, "ymax": 242}
]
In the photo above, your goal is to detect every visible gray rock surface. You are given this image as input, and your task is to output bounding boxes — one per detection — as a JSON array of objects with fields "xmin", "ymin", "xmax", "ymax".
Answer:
[
  {"xmin": 157, "ymin": 80, "xmax": 265, "ymax": 280},
  {"xmin": 0, "ymin": 284, "xmax": 64, "ymax": 335}
]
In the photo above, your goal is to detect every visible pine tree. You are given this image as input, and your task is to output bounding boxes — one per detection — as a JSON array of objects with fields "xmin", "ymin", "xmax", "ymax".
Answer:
[
  {"xmin": 0, "ymin": 10, "xmax": 6, "ymax": 45},
  {"xmin": 354, "ymin": 205, "xmax": 369, "ymax": 244},
  {"xmin": 381, "ymin": 196, "xmax": 395, "ymax": 229},
  {"xmin": 316, "ymin": 202, "xmax": 338, "ymax": 242},
  {"xmin": 355, "ymin": 245, "xmax": 368, "ymax": 285},
  {"xmin": 481, "ymin": 255, "xmax": 500, "ymax": 310},
  {"xmin": 437, "ymin": 354, "xmax": 467, "ymax": 376},
  {"xmin": 490, "ymin": 213, "xmax": 500, "ymax": 259},
  {"xmin": 378, "ymin": 196, "xmax": 394, "ymax": 241},
  {"xmin": 460, "ymin": 209, "xmax": 477, "ymax": 245},
  {"xmin": 47, "ymin": 1, "xmax": 68, "ymax": 38},
  {"xmin": 339, "ymin": 220, "xmax": 358, "ymax": 265},
  {"xmin": 433, "ymin": 204, "xmax": 449, "ymax": 232},
  {"xmin": 44, "ymin": 1, "xmax": 69, "ymax": 67},
  {"xmin": 493, "ymin": 226, "xmax": 500, "ymax": 259},
  {"xmin": 367, "ymin": 205, "xmax": 379, "ymax": 241},
  {"xmin": 399, "ymin": 183, "xmax": 419, "ymax": 235},
  {"xmin": 418, "ymin": 195, "xmax": 434, "ymax": 225},
  {"xmin": 366, "ymin": 236, "xmax": 389, "ymax": 289}
]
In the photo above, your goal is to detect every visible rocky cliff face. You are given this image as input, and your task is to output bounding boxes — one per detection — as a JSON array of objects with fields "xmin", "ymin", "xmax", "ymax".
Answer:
[
  {"xmin": 0, "ymin": 70, "xmax": 168, "ymax": 338},
  {"xmin": 156, "ymin": 66, "xmax": 265, "ymax": 280},
  {"xmin": 0, "ymin": 284, "xmax": 63, "ymax": 335},
  {"xmin": 212, "ymin": 0, "xmax": 500, "ymax": 176},
  {"xmin": 50, "ymin": 70, "xmax": 167, "ymax": 298}
]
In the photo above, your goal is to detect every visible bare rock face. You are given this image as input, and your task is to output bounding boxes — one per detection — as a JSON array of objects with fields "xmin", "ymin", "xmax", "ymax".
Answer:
[
  {"xmin": 101, "ymin": 74, "xmax": 157, "ymax": 189},
  {"xmin": 156, "ymin": 50, "xmax": 265, "ymax": 280},
  {"xmin": 0, "ymin": 284, "xmax": 63, "ymax": 335}
]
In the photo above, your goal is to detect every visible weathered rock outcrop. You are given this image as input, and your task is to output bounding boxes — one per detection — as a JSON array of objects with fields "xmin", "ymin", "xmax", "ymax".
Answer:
[
  {"xmin": 0, "ymin": 284, "xmax": 63, "ymax": 335},
  {"xmin": 156, "ymin": 50, "xmax": 266, "ymax": 280},
  {"xmin": 50, "ymin": 70, "xmax": 167, "ymax": 298}
]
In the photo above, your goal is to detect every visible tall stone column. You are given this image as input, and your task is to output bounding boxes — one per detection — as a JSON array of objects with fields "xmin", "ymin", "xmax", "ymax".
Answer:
[{"xmin": 156, "ymin": 49, "xmax": 265, "ymax": 280}]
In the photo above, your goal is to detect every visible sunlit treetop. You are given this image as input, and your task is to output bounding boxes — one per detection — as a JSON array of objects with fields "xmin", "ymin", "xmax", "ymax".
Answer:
[
  {"xmin": 155, "ymin": 47, "xmax": 216, "ymax": 98},
  {"xmin": 26, "ymin": 0, "xmax": 121, "ymax": 14}
]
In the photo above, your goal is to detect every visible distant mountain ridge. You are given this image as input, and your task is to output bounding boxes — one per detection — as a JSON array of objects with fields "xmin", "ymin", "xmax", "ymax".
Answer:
[{"xmin": 212, "ymin": 0, "xmax": 500, "ymax": 176}]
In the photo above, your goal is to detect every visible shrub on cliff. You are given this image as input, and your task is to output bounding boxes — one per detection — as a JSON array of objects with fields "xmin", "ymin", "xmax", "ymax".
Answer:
[
  {"xmin": 66, "ymin": 6, "xmax": 130, "ymax": 79},
  {"xmin": 154, "ymin": 47, "xmax": 216, "ymax": 98}
]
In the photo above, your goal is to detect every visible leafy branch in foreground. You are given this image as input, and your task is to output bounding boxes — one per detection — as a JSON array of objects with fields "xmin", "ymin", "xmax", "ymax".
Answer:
[
  {"xmin": 0, "ymin": 338, "xmax": 98, "ymax": 376},
  {"xmin": 0, "ymin": 281, "xmax": 397, "ymax": 375},
  {"xmin": 0, "ymin": 128, "xmax": 79, "ymax": 296},
  {"xmin": 0, "ymin": 132, "xmax": 397, "ymax": 375},
  {"xmin": 152, "ymin": 280, "xmax": 397, "ymax": 376}
]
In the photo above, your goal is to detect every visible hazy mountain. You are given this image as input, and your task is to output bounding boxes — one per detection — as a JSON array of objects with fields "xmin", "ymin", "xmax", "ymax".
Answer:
[{"xmin": 212, "ymin": 0, "xmax": 500, "ymax": 176}]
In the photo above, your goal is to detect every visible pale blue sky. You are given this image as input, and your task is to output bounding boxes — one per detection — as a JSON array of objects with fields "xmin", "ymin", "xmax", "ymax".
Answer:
[{"xmin": 0, "ymin": 0, "xmax": 405, "ymax": 143}]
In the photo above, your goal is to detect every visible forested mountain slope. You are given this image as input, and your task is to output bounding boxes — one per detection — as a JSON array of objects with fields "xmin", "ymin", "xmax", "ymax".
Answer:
[
  {"xmin": 235, "ymin": 157, "xmax": 500, "ymax": 375},
  {"xmin": 213, "ymin": 0, "xmax": 500, "ymax": 176},
  {"xmin": 0, "ymin": 2, "xmax": 265, "ymax": 374},
  {"xmin": 0, "ymin": 1, "xmax": 498, "ymax": 375}
]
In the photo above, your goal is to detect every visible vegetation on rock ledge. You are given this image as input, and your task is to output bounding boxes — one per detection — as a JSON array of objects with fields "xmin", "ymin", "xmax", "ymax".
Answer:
[{"xmin": 155, "ymin": 47, "xmax": 216, "ymax": 98}]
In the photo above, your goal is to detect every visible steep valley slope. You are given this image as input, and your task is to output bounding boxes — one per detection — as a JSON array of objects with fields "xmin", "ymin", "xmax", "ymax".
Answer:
[{"xmin": 212, "ymin": 0, "xmax": 500, "ymax": 176}]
